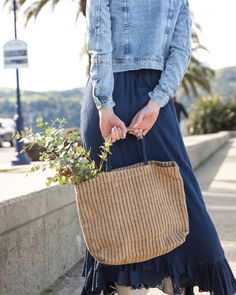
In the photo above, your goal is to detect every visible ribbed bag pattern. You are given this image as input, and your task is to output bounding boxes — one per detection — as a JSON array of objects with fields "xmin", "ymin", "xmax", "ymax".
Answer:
[{"xmin": 75, "ymin": 160, "xmax": 189, "ymax": 265}]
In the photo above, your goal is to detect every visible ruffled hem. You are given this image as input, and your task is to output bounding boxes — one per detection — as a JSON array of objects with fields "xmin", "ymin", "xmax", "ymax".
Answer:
[{"xmin": 80, "ymin": 250, "xmax": 236, "ymax": 295}]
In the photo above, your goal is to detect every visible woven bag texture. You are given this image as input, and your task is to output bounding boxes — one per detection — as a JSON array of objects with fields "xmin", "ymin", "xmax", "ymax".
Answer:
[{"xmin": 75, "ymin": 160, "xmax": 189, "ymax": 265}]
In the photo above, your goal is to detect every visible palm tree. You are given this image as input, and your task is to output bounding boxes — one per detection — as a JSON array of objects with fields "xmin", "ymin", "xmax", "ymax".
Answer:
[
  {"xmin": 183, "ymin": 19, "xmax": 215, "ymax": 97},
  {"xmin": 4, "ymin": 0, "xmax": 86, "ymax": 21},
  {"xmin": 4, "ymin": 0, "xmax": 214, "ymax": 98}
]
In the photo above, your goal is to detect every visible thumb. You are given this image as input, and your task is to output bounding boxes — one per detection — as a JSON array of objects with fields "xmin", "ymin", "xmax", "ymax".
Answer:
[
  {"xmin": 133, "ymin": 111, "xmax": 144, "ymax": 129},
  {"xmin": 118, "ymin": 120, "xmax": 127, "ymax": 138}
]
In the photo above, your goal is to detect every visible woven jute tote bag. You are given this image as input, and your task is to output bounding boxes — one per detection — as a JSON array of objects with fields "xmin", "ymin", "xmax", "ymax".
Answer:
[{"xmin": 74, "ymin": 138, "xmax": 189, "ymax": 265}]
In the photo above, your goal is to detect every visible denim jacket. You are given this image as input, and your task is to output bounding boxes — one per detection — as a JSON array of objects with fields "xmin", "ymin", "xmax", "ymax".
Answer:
[{"xmin": 86, "ymin": 0, "xmax": 192, "ymax": 110}]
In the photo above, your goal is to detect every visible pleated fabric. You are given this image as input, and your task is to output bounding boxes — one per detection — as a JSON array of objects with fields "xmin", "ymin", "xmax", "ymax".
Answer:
[{"xmin": 80, "ymin": 69, "xmax": 236, "ymax": 295}]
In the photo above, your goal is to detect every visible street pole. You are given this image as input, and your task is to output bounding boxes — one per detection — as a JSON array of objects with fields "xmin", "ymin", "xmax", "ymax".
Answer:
[{"xmin": 11, "ymin": 0, "xmax": 30, "ymax": 165}]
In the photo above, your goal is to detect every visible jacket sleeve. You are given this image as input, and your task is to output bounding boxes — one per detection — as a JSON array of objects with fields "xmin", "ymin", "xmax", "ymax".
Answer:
[
  {"xmin": 86, "ymin": 0, "xmax": 115, "ymax": 110},
  {"xmin": 148, "ymin": 0, "xmax": 192, "ymax": 108}
]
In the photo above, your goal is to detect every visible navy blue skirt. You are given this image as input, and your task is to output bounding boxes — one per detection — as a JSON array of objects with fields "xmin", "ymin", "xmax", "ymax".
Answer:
[{"xmin": 80, "ymin": 69, "xmax": 236, "ymax": 295}]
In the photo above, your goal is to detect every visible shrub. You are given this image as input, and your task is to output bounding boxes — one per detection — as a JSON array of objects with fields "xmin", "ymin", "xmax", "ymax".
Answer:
[
  {"xmin": 187, "ymin": 95, "xmax": 236, "ymax": 135},
  {"xmin": 224, "ymin": 98, "xmax": 236, "ymax": 130}
]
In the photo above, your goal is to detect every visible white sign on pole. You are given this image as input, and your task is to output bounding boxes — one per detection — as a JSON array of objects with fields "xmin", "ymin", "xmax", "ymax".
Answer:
[{"xmin": 3, "ymin": 39, "xmax": 28, "ymax": 69}]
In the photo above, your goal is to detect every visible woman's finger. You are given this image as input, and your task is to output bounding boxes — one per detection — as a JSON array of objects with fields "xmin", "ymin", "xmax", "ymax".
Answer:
[
  {"xmin": 111, "ymin": 126, "xmax": 122, "ymax": 142},
  {"xmin": 129, "ymin": 128, "xmax": 142, "ymax": 139},
  {"xmin": 137, "ymin": 129, "xmax": 144, "ymax": 139},
  {"xmin": 139, "ymin": 129, "xmax": 144, "ymax": 138},
  {"xmin": 111, "ymin": 127, "xmax": 117, "ymax": 143},
  {"xmin": 133, "ymin": 111, "xmax": 145, "ymax": 129},
  {"xmin": 117, "ymin": 127, "xmax": 124, "ymax": 139},
  {"xmin": 142, "ymin": 129, "xmax": 149, "ymax": 137},
  {"xmin": 128, "ymin": 111, "xmax": 140, "ymax": 130},
  {"xmin": 118, "ymin": 121, "xmax": 127, "ymax": 139},
  {"xmin": 114, "ymin": 126, "xmax": 121, "ymax": 141},
  {"xmin": 127, "ymin": 128, "xmax": 134, "ymax": 135}
]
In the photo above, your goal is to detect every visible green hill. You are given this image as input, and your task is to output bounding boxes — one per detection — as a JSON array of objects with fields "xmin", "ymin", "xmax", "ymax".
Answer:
[
  {"xmin": 0, "ymin": 66, "xmax": 236, "ymax": 129},
  {"xmin": 211, "ymin": 66, "xmax": 236, "ymax": 98},
  {"xmin": 176, "ymin": 66, "xmax": 236, "ymax": 110},
  {"xmin": 0, "ymin": 88, "xmax": 84, "ymax": 130}
]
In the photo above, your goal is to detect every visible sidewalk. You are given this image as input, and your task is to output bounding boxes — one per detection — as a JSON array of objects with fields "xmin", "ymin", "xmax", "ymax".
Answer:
[
  {"xmin": 0, "ymin": 133, "xmax": 228, "ymax": 202},
  {"xmin": 0, "ymin": 147, "xmax": 54, "ymax": 202},
  {"xmin": 41, "ymin": 138, "xmax": 236, "ymax": 295}
]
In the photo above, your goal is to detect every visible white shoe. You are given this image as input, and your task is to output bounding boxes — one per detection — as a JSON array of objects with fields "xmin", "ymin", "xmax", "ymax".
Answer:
[{"xmin": 116, "ymin": 284, "xmax": 132, "ymax": 295}]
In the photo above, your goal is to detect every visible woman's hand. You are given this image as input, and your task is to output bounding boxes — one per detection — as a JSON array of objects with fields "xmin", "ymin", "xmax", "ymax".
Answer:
[
  {"xmin": 99, "ymin": 108, "xmax": 127, "ymax": 143},
  {"xmin": 128, "ymin": 100, "xmax": 161, "ymax": 138}
]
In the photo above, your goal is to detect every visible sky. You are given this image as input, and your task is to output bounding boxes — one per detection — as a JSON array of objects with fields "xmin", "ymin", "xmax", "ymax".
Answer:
[{"xmin": 0, "ymin": 0, "xmax": 236, "ymax": 91}]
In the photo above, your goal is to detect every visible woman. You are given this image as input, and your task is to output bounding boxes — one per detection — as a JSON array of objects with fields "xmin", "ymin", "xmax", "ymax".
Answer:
[{"xmin": 80, "ymin": 1, "xmax": 236, "ymax": 294}]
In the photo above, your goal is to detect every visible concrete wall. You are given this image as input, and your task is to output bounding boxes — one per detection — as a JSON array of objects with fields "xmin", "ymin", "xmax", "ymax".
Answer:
[
  {"xmin": 0, "ymin": 131, "xmax": 231, "ymax": 295},
  {"xmin": 184, "ymin": 131, "xmax": 230, "ymax": 169},
  {"xmin": 0, "ymin": 185, "xmax": 86, "ymax": 295}
]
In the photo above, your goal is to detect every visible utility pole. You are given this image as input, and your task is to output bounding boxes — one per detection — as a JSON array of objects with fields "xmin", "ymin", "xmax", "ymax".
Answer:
[{"xmin": 10, "ymin": 0, "xmax": 30, "ymax": 165}]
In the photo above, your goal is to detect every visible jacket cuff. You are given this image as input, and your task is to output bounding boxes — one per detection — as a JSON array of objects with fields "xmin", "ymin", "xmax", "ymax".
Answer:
[
  {"xmin": 93, "ymin": 96, "xmax": 116, "ymax": 110},
  {"xmin": 148, "ymin": 87, "xmax": 170, "ymax": 108}
]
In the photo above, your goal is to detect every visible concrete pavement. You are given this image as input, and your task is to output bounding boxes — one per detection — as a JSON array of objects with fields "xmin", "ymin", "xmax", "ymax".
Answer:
[
  {"xmin": 0, "ymin": 132, "xmax": 229, "ymax": 202},
  {"xmin": 0, "ymin": 147, "xmax": 55, "ymax": 201},
  {"xmin": 39, "ymin": 138, "xmax": 236, "ymax": 295}
]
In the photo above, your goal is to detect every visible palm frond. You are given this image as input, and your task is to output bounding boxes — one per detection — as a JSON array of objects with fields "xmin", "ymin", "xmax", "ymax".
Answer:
[{"xmin": 4, "ymin": 0, "xmax": 83, "ymax": 24}]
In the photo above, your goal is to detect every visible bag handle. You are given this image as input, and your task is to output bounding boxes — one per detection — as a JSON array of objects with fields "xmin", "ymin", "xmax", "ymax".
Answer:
[{"xmin": 105, "ymin": 135, "xmax": 148, "ymax": 172}]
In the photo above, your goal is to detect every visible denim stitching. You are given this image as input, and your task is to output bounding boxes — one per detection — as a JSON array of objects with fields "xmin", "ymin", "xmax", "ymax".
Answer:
[
  {"xmin": 123, "ymin": 0, "xmax": 130, "ymax": 56},
  {"xmin": 161, "ymin": 0, "xmax": 175, "ymax": 55}
]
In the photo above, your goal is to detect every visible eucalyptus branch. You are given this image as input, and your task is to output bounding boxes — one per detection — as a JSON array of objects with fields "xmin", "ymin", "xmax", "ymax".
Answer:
[{"xmin": 15, "ymin": 117, "xmax": 112, "ymax": 186}]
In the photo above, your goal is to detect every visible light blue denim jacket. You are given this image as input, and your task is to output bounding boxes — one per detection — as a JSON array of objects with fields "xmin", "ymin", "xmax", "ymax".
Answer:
[{"xmin": 86, "ymin": 0, "xmax": 192, "ymax": 110}]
